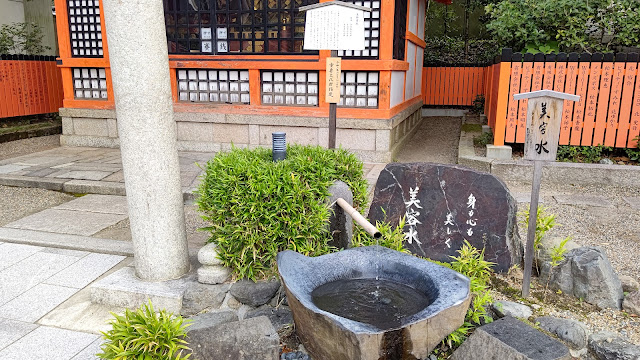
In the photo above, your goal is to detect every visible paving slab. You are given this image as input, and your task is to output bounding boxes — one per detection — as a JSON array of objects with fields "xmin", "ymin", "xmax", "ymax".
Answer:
[
  {"xmin": 623, "ymin": 197, "xmax": 640, "ymax": 210},
  {"xmin": 0, "ymin": 228, "xmax": 134, "ymax": 256},
  {"xmin": 0, "ymin": 164, "xmax": 31, "ymax": 174},
  {"xmin": 0, "ymin": 251, "xmax": 79, "ymax": 305},
  {"xmin": 0, "ymin": 326, "xmax": 98, "ymax": 360},
  {"xmin": 26, "ymin": 167, "xmax": 60, "ymax": 177},
  {"xmin": 54, "ymin": 194, "xmax": 128, "ymax": 215},
  {"xmin": 54, "ymin": 170, "xmax": 114, "ymax": 181},
  {"xmin": 0, "ymin": 243, "xmax": 43, "ymax": 271},
  {"xmin": 0, "ymin": 318, "xmax": 38, "ymax": 350},
  {"xmin": 45, "ymin": 253, "xmax": 126, "ymax": 289},
  {"xmin": 41, "ymin": 248, "xmax": 90, "ymax": 258},
  {"xmin": 553, "ymin": 194, "xmax": 614, "ymax": 208},
  {"xmin": 90, "ymin": 267, "xmax": 193, "ymax": 313},
  {"xmin": 513, "ymin": 192, "xmax": 545, "ymax": 204},
  {"xmin": 0, "ymin": 283, "xmax": 79, "ymax": 323},
  {"xmin": 4, "ymin": 208, "xmax": 128, "ymax": 236},
  {"xmin": 12, "ymin": 156, "xmax": 75, "ymax": 167},
  {"xmin": 71, "ymin": 338, "xmax": 103, "ymax": 360}
]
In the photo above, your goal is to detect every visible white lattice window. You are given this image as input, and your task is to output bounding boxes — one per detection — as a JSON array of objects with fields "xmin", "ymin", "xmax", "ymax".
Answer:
[
  {"xmin": 339, "ymin": 71, "xmax": 378, "ymax": 108},
  {"xmin": 67, "ymin": 0, "xmax": 103, "ymax": 57},
  {"xmin": 177, "ymin": 69, "xmax": 250, "ymax": 104},
  {"xmin": 261, "ymin": 71, "xmax": 318, "ymax": 106},
  {"xmin": 73, "ymin": 68, "xmax": 107, "ymax": 99}
]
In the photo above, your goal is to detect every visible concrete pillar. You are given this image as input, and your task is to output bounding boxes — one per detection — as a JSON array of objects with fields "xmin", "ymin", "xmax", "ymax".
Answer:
[{"xmin": 102, "ymin": 0, "xmax": 189, "ymax": 281}]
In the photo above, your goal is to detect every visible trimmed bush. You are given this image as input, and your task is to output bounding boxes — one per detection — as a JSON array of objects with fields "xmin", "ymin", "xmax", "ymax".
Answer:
[{"xmin": 196, "ymin": 145, "xmax": 368, "ymax": 280}]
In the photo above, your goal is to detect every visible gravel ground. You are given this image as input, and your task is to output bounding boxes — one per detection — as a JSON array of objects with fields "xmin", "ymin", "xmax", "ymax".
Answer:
[
  {"xmin": 0, "ymin": 185, "xmax": 75, "ymax": 226},
  {"xmin": 0, "ymin": 135, "xmax": 61, "ymax": 161},
  {"xmin": 395, "ymin": 117, "xmax": 462, "ymax": 164}
]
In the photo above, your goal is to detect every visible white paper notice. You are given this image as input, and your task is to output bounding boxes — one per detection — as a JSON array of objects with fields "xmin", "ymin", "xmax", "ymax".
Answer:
[{"xmin": 303, "ymin": 6, "xmax": 365, "ymax": 50}]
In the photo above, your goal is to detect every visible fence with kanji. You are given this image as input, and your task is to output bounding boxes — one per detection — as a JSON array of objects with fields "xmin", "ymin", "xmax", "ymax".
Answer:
[
  {"xmin": 485, "ymin": 49, "xmax": 640, "ymax": 148},
  {"xmin": 0, "ymin": 55, "xmax": 64, "ymax": 119}
]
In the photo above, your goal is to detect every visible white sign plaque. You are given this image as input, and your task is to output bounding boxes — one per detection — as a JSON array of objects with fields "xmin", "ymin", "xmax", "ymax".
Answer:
[
  {"xmin": 303, "ymin": 6, "xmax": 365, "ymax": 50},
  {"xmin": 201, "ymin": 27, "xmax": 212, "ymax": 40},
  {"xmin": 216, "ymin": 27, "xmax": 227, "ymax": 39}
]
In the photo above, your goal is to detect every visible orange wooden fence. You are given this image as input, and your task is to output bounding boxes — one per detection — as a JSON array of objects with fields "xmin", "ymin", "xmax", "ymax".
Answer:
[
  {"xmin": 422, "ymin": 64, "xmax": 487, "ymax": 106},
  {"xmin": 0, "ymin": 55, "xmax": 64, "ymax": 119},
  {"xmin": 485, "ymin": 49, "xmax": 640, "ymax": 148}
]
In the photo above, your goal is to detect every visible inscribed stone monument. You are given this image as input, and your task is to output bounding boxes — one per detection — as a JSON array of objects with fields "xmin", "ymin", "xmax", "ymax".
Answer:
[{"xmin": 368, "ymin": 163, "xmax": 521, "ymax": 272}]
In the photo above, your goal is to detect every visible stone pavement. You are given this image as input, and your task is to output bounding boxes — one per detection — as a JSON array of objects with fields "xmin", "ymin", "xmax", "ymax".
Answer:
[{"xmin": 0, "ymin": 242, "xmax": 126, "ymax": 359}]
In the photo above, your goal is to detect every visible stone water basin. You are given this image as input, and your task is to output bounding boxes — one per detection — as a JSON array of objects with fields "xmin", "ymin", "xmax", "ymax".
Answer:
[{"xmin": 277, "ymin": 246, "xmax": 471, "ymax": 360}]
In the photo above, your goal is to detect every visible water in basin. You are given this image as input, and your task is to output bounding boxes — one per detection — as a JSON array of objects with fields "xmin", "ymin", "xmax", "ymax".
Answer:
[{"xmin": 311, "ymin": 278, "xmax": 434, "ymax": 330}]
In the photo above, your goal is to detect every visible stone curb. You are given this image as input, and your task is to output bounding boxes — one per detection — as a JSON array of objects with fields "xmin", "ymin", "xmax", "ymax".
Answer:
[
  {"xmin": 458, "ymin": 131, "xmax": 640, "ymax": 186},
  {"xmin": 0, "ymin": 124, "xmax": 62, "ymax": 144},
  {"xmin": 0, "ymin": 227, "xmax": 134, "ymax": 256},
  {"xmin": 0, "ymin": 174, "xmax": 197, "ymax": 201}
]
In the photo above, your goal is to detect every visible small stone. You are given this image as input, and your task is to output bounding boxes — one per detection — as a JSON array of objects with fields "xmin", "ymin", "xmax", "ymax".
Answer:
[
  {"xmin": 622, "ymin": 291, "xmax": 640, "ymax": 316},
  {"xmin": 245, "ymin": 305, "xmax": 294, "ymax": 332},
  {"xmin": 491, "ymin": 301, "xmax": 533, "ymax": 319},
  {"xmin": 535, "ymin": 316, "xmax": 589, "ymax": 350},
  {"xmin": 230, "ymin": 278, "xmax": 281, "ymax": 307},
  {"xmin": 188, "ymin": 310, "xmax": 238, "ymax": 332},
  {"xmin": 225, "ymin": 293, "xmax": 242, "ymax": 309},
  {"xmin": 619, "ymin": 275, "xmax": 640, "ymax": 293},
  {"xmin": 531, "ymin": 304, "xmax": 542, "ymax": 310},
  {"xmin": 197, "ymin": 265, "xmax": 231, "ymax": 285},
  {"xmin": 599, "ymin": 158, "xmax": 614, "ymax": 165},
  {"xmin": 188, "ymin": 316, "xmax": 279, "ymax": 360},
  {"xmin": 181, "ymin": 282, "xmax": 231, "ymax": 316},
  {"xmin": 198, "ymin": 243, "xmax": 223, "ymax": 266},
  {"xmin": 589, "ymin": 331, "xmax": 640, "ymax": 360}
]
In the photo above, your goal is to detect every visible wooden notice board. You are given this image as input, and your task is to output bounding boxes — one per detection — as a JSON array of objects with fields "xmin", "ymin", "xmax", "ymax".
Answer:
[{"xmin": 326, "ymin": 57, "xmax": 341, "ymax": 104}]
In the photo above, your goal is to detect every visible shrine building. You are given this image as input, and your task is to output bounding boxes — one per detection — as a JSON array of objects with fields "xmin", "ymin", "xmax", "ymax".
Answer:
[{"xmin": 54, "ymin": 0, "xmax": 444, "ymax": 161}]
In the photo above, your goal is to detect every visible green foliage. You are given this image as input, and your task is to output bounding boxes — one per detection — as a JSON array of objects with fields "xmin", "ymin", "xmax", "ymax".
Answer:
[
  {"xmin": 352, "ymin": 216, "xmax": 409, "ymax": 253},
  {"xmin": 524, "ymin": 41, "xmax": 559, "ymax": 54},
  {"xmin": 473, "ymin": 131, "xmax": 493, "ymax": 147},
  {"xmin": 485, "ymin": 0, "xmax": 640, "ymax": 53},
  {"xmin": 424, "ymin": 36, "xmax": 500, "ymax": 64},
  {"xmin": 556, "ymin": 144, "xmax": 612, "ymax": 163},
  {"xmin": 0, "ymin": 22, "xmax": 49, "ymax": 55},
  {"xmin": 98, "ymin": 301, "xmax": 191, "ymax": 360},
  {"xmin": 470, "ymin": 94, "xmax": 485, "ymax": 115},
  {"xmin": 625, "ymin": 136, "xmax": 640, "ymax": 161},
  {"xmin": 429, "ymin": 241, "xmax": 495, "ymax": 350},
  {"xmin": 519, "ymin": 205, "xmax": 557, "ymax": 255},
  {"xmin": 196, "ymin": 145, "xmax": 368, "ymax": 280},
  {"xmin": 550, "ymin": 236, "xmax": 570, "ymax": 267}
]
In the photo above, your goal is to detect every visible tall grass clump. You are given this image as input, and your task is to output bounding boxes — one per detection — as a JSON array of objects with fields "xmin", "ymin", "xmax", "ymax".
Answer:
[{"xmin": 196, "ymin": 145, "xmax": 368, "ymax": 280}]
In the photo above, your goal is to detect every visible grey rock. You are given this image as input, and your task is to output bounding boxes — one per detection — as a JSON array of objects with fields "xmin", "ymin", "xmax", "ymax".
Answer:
[
  {"xmin": 197, "ymin": 243, "xmax": 223, "ymax": 266},
  {"xmin": 230, "ymin": 279, "xmax": 281, "ymax": 307},
  {"xmin": 588, "ymin": 331, "xmax": 640, "ymax": 360},
  {"xmin": 535, "ymin": 316, "xmax": 589, "ymax": 350},
  {"xmin": 197, "ymin": 265, "xmax": 231, "ymax": 285},
  {"xmin": 619, "ymin": 275, "xmax": 640, "ymax": 293},
  {"xmin": 450, "ymin": 317, "xmax": 570, "ymax": 360},
  {"xmin": 537, "ymin": 237, "xmax": 579, "ymax": 278},
  {"xmin": 225, "ymin": 293, "xmax": 242, "ymax": 309},
  {"xmin": 548, "ymin": 247, "xmax": 623, "ymax": 309},
  {"xmin": 188, "ymin": 310, "xmax": 238, "ymax": 332},
  {"xmin": 278, "ymin": 246, "xmax": 471, "ymax": 360},
  {"xmin": 327, "ymin": 180, "xmax": 353, "ymax": 249},
  {"xmin": 280, "ymin": 352, "xmax": 311, "ymax": 360},
  {"xmin": 368, "ymin": 163, "xmax": 522, "ymax": 272},
  {"xmin": 622, "ymin": 291, "xmax": 640, "ymax": 316},
  {"xmin": 181, "ymin": 282, "xmax": 231, "ymax": 316},
  {"xmin": 599, "ymin": 158, "xmax": 615, "ymax": 165},
  {"xmin": 245, "ymin": 305, "xmax": 294, "ymax": 332},
  {"xmin": 491, "ymin": 301, "xmax": 533, "ymax": 319},
  {"xmin": 188, "ymin": 316, "xmax": 279, "ymax": 360}
]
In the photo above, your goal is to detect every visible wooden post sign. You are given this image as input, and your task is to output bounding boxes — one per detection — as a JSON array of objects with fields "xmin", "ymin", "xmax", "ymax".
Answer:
[
  {"xmin": 513, "ymin": 90, "xmax": 580, "ymax": 297},
  {"xmin": 299, "ymin": 1, "xmax": 371, "ymax": 148}
]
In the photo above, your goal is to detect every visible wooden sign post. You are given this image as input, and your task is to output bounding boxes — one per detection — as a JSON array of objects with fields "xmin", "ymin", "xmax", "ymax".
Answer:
[
  {"xmin": 299, "ymin": 1, "xmax": 371, "ymax": 148},
  {"xmin": 514, "ymin": 90, "xmax": 580, "ymax": 297}
]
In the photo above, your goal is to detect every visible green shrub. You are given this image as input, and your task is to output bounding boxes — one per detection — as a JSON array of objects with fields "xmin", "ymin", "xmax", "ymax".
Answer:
[
  {"xmin": 556, "ymin": 144, "xmax": 612, "ymax": 163},
  {"xmin": 429, "ymin": 241, "xmax": 495, "ymax": 354},
  {"xmin": 196, "ymin": 145, "xmax": 368, "ymax": 280},
  {"xmin": 470, "ymin": 94, "xmax": 485, "ymax": 115},
  {"xmin": 0, "ymin": 22, "xmax": 49, "ymax": 55},
  {"xmin": 473, "ymin": 131, "xmax": 493, "ymax": 147},
  {"xmin": 351, "ymin": 216, "xmax": 409, "ymax": 253},
  {"xmin": 98, "ymin": 301, "xmax": 191, "ymax": 360}
]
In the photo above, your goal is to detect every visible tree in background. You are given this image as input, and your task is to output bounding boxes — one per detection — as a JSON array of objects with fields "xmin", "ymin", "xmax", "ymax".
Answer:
[
  {"xmin": 0, "ymin": 22, "xmax": 50, "ymax": 55},
  {"xmin": 485, "ymin": 0, "xmax": 640, "ymax": 53}
]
